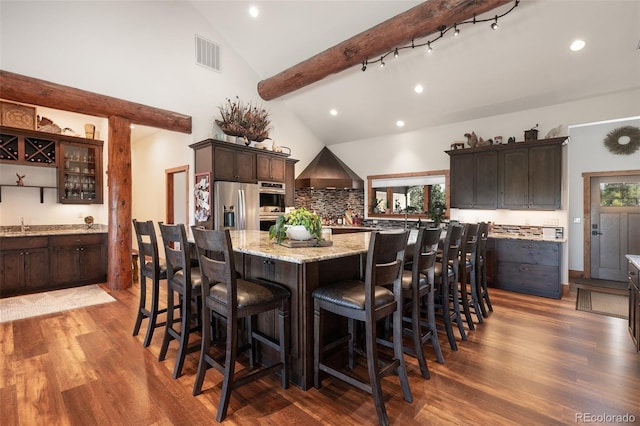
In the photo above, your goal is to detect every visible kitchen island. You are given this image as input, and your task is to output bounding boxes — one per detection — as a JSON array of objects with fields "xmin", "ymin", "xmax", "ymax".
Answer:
[{"xmin": 227, "ymin": 229, "xmax": 415, "ymax": 390}]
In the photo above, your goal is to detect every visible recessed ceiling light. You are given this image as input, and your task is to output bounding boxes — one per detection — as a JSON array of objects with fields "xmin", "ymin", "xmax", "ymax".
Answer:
[
  {"xmin": 249, "ymin": 6, "xmax": 259, "ymax": 18},
  {"xmin": 329, "ymin": 109, "xmax": 338, "ymax": 116},
  {"xmin": 414, "ymin": 84, "xmax": 424, "ymax": 94},
  {"xmin": 396, "ymin": 120, "xmax": 405, "ymax": 127},
  {"xmin": 570, "ymin": 39, "xmax": 585, "ymax": 51}
]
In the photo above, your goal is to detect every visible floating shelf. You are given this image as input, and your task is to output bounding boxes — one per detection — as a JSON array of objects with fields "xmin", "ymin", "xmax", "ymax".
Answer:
[{"xmin": 0, "ymin": 184, "xmax": 57, "ymax": 203}]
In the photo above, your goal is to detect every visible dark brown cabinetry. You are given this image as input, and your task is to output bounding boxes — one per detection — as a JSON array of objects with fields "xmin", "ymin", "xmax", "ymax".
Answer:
[
  {"xmin": 495, "ymin": 239, "xmax": 561, "ymax": 299},
  {"xmin": 447, "ymin": 137, "xmax": 565, "ymax": 210},
  {"xmin": 257, "ymin": 153, "xmax": 285, "ymax": 182},
  {"xmin": 285, "ymin": 160, "xmax": 296, "ymax": 207},
  {"xmin": 50, "ymin": 234, "xmax": 107, "ymax": 285},
  {"xmin": 450, "ymin": 150, "xmax": 498, "ymax": 209},
  {"xmin": 213, "ymin": 144, "xmax": 256, "ymax": 182},
  {"xmin": 628, "ymin": 258, "xmax": 640, "ymax": 351},
  {"xmin": 0, "ymin": 127, "xmax": 57, "ymax": 166},
  {"xmin": 499, "ymin": 141, "xmax": 562, "ymax": 209},
  {"xmin": 0, "ymin": 237, "xmax": 49, "ymax": 296},
  {"xmin": 59, "ymin": 140, "xmax": 103, "ymax": 204}
]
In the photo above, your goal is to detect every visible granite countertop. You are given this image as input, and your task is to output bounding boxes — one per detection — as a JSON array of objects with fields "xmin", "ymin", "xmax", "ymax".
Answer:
[
  {"xmin": 626, "ymin": 254, "xmax": 640, "ymax": 270},
  {"xmin": 0, "ymin": 224, "xmax": 108, "ymax": 237},
  {"xmin": 229, "ymin": 229, "xmax": 417, "ymax": 264}
]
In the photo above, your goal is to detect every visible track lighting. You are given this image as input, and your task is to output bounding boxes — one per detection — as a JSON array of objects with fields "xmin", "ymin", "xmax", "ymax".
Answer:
[
  {"xmin": 491, "ymin": 16, "xmax": 499, "ymax": 30},
  {"xmin": 358, "ymin": 0, "xmax": 518, "ymax": 72}
]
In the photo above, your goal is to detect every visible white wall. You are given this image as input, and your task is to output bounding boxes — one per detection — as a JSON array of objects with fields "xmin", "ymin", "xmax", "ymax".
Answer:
[
  {"xmin": 567, "ymin": 116, "xmax": 640, "ymax": 272},
  {"xmin": 0, "ymin": 1, "xmax": 324, "ymax": 237}
]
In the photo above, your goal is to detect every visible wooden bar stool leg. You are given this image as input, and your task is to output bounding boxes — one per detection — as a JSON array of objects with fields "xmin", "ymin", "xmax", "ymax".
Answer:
[
  {"xmin": 217, "ymin": 312, "xmax": 239, "ymax": 422},
  {"xmin": 132, "ymin": 275, "xmax": 146, "ymax": 337}
]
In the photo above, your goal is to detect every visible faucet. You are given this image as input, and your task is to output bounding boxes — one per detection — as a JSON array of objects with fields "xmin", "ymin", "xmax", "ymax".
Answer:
[{"xmin": 20, "ymin": 217, "xmax": 29, "ymax": 232}]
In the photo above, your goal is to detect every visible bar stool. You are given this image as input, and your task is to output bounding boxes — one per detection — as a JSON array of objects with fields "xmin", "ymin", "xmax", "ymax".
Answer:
[
  {"xmin": 191, "ymin": 227, "xmax": 290, "ymax": 423},
  {"xmin": 458, "ymin": 223, "xmax": 483, "ymax": 329},
  {"xmin": 313, "ymin": 230, "xmax": 412, "ymax": 426},
  {"xmin": 380, "ymin": 227, "xmax": 443, "ymax": 379},
  {"xmin": 158, "ymin": 223, "xmax": 202, "ymax": 379},
  {"xmin": 476, "ymin": 222, "xmax": 494, "ymax": 316},
  {"xmin": 132, "ymin": 219, "xmax": 168, "ymax": 348},
  {"xmin": 434, "ymin": 223, "xmax": 465, "ymax": 351}
]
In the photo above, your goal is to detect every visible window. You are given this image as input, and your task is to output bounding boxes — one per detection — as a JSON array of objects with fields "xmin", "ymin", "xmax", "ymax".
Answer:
[
  {"xmin": 600, "ymin": 182, "xmax": 640, "ymax": 207},
  {"xmin": 367, "ymin": 170, "xmax": 449, "ymax": 219}
]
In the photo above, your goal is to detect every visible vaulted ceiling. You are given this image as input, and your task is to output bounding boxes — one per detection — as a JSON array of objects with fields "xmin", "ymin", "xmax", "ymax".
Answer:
[{"xmin": 188, "ymin": 0, "xmax": 640, "ymax": 145}]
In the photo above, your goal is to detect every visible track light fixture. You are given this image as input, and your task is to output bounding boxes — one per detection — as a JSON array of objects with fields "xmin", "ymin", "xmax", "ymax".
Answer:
[{"xmin": 360, "ymin": 0, "xmax": 519, "ymax": 71}]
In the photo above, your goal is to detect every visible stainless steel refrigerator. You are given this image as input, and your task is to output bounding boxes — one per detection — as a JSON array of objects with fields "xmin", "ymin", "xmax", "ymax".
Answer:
[{"xmin": 213, "ymin": 181, "xmax": 259, "ymax": 230}]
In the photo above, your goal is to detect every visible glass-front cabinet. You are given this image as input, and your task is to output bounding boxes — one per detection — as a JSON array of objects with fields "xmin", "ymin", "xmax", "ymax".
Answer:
[{"xmin": 58, "ymin": 140, "xmax": 103, "ymax": 204}]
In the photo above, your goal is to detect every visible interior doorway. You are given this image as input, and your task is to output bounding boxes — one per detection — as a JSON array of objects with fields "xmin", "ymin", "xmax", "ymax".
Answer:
[
  {"xmin": 166, "ymin": 165, "xmax": 189, "ymax": 227},
  {"xmin": 586, "ymin": 172, "xmax": 640, "ymax": 281}
]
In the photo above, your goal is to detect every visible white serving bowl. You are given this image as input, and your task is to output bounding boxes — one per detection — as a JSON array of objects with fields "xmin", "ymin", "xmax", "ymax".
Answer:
[{"xmin": 285, "ymin": 225, "xmax": 312, "ymax": 240}]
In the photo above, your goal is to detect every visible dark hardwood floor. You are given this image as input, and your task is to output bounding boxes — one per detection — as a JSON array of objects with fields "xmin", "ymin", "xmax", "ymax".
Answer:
[{"xmin": 1, "ymin": 282, "xmax": 639, "ymax": 425}]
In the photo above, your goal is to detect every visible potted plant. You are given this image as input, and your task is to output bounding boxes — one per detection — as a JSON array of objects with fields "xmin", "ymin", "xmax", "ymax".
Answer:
[
  {"xmin": 269, "ymin": 207, "xmax": 322, "ymax": 244},
  {"xmin": 427, "ymin": 200, "xmax": 446, "ymax": 228},
  {"xmin": 215, "ymin": 96, "xmax": 272, "ymax": 142}
]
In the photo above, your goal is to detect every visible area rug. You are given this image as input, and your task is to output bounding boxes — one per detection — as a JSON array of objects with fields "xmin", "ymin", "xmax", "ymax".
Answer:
[
  {"xmin": 576, "ymin": 288, "xmax": 628, "ymax": 319},
  {"xmin": 0, "ymin": 285, "xmax": 115, "ymax": 323}
]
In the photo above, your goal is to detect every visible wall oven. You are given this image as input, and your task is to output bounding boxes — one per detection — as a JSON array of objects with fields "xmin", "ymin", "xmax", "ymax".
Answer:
[{"xmin": 258, "ymin": 181, "xmax": 286, "ymax": 231}]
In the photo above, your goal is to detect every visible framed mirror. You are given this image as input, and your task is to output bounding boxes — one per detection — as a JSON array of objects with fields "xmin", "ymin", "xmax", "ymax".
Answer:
[{"xmin": 367, "ymin": 170, "xmax": 450, "ymax": 220}]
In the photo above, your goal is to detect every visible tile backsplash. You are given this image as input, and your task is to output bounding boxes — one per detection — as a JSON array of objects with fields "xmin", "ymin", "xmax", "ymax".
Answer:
[{"xmin": 295, "ymin": 188, "xmax": 364, "ymax": 222}]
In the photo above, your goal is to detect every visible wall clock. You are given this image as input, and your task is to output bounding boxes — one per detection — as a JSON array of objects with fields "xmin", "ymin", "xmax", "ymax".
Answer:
[{"xmin": 603, "ymin": 126, "xmax": 640, "ymax": 155}]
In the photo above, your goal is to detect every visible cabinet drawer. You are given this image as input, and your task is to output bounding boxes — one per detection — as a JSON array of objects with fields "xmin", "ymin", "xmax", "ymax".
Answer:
[
  {"xmin": 497, "ymin": 261, "xmax": 560, "ymax": 298},
  {"xmin": 496, "ymin": 239, "xmax": 559, "ymax": 266},
  {"xmin": 0, "ymin": 236, "xmax": 49, "ymax": 250},
  {"xmin": 50, "ymin": 233, "xmax": 106, "ymax": 247}
]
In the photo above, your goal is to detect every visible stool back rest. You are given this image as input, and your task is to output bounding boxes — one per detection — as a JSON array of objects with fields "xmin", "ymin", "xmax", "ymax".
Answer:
[
  {"xmin": 413, "ymin": 227, "xmax": 439, "ymax": 291},
  {"xmin": 191, "ymin": 227, "xmax": 237, "ymax": 312},
  {"xmin": 366, "ymin": 230, "xmax": 409, "ymax": 306},
  {"xmin": 159, "ymin": 222, "xmax": 191, "ymax": 289},
  {"xmin": 461, "ymin": 223, "xmax": 480, "ymax": 267},
  {"xmin": 440, "ymin": 224, "xmax": 463, "ymax": 274},
  {"xmin": 476, "ymin": 222, "xmax": 489, "ymax": 264},
  {"xmin": 133, "ymin": 219, "xmax": 161, "ymax": 273}
]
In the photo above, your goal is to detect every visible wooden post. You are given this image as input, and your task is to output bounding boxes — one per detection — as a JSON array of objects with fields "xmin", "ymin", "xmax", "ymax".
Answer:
[{"xmin": 107, "ymin": 115, "xmax": 133, "ymax": 290}]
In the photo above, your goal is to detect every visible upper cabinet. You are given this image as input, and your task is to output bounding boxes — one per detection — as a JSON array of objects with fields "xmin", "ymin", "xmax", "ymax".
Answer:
[
  {"xmin": 447, "ymin": 137, "xmax": 566, "ymax": 210},
  {"xmin": 499, "ymin": 142, "xmax": 562, "ymax": 209},
  {"xmin": 213, "ymin": 144, "xmax": 256, "ymax": 182},
  {"xmin": 0, "ymin": 127, "xmax": 57, "ymax": 166},
  {"xmin": 58, "ymin": 139, "xmax": 103, "ymax": 204},
  {"xmin": 0, "ymin": 126, "xmax": 104, "ymax": 204},
  {"xmin": 450, "ymin": 150, "xmax": 498, "ymax": 209},
  {"xmin": 257, "ymin": 153, "xmax": 285, "ymax": 182}
]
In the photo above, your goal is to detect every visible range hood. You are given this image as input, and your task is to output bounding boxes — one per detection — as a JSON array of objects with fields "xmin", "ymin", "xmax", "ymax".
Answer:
[{"xmin": 295, "ymin": 147, "xmax": 364, "ymax": 190}]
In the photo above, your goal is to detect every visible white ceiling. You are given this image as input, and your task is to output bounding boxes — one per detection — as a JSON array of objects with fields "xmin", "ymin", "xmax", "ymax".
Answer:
[{"xmin": 177, "ymin": 0, "xmax": 640, "ymax": 146}]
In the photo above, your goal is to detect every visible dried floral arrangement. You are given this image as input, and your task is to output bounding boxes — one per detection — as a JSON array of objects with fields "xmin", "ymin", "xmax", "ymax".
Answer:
[{"xmin": 215, "ymin": 96, "xmax": 272, "ymax": 142}]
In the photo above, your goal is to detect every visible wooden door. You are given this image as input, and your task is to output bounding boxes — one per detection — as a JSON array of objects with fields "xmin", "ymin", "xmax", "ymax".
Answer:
[{"xmin": 590, "ymin": 175, "xmax": 640, "ymax": 281}]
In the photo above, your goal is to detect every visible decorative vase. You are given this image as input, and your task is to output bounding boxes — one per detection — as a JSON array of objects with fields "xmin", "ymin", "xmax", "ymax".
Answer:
[{"xmin": 285, "ymin": 225, "xmax": 312, "ymax": 241}]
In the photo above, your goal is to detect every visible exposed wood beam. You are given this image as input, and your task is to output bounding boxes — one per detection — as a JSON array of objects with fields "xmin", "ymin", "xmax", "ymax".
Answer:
[
  {"xmin": 258, "ymin": 0, "xmax": 513, "ymax": 100},
  {"xmin": 0, "ymin": 70, "xmax": 191, "ymax": 133}
]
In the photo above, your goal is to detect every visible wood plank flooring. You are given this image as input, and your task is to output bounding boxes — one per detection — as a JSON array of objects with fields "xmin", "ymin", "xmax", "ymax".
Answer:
[{"xmin": 2, "ymin": 282, "xmax": 639, "ymax": 425}]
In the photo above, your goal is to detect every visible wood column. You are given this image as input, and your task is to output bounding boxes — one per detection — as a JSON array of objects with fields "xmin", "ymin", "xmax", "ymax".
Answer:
[{"xmin": 107, "ymin": 115, "xmax": 133, "ymax": 290}]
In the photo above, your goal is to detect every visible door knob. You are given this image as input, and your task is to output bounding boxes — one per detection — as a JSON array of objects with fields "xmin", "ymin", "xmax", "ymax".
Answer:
[{"xmin": 591, "ymin": 231, "xmax": 603, "ymax": 236}]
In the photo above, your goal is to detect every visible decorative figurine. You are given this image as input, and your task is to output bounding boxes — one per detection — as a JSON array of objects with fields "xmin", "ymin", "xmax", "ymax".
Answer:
[
  {"xmin": 545, "ymin": 124, "xmax": 562, "ymax": 138},
  {"xmin": 16, "ymin": 173, "xmax": 25, "ymax": 186}
]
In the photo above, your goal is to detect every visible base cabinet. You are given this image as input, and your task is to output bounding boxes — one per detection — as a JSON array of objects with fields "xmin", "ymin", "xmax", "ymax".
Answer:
[
  {"xmin": 495, "ymin": 239, "xmax": 561, "ymax": 299},
  {"xmin": 51, "ymin": 234, "xmax": 107, "ymax": 285},
  {"xmin": 628, "ymin": 259, "xmax": 640, "ymax": 351},
  {"xmin": 0, "ymin": 237, "xmax": 49, "ymax": 295}
]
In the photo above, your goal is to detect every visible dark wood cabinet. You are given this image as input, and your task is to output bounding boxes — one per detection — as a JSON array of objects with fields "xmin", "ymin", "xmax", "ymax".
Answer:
[
  {"xmin": 50, "ymin": 234, "xmax": 107, "ymax": 285},
  {"xmin": 285, "ymin": 160, "xmax": 296, "ymax": 207},
  {"xmin": 495, "ymin": 239, "xmax": 561, "ymax": 299},
  {"xmin": 485, "ymin": 238, "xmax": 496, "ymax": 285},
  {"xmin": 0, "ymin": 237, "xmax": 49, "ymax": 296},
  {"xmin": 628, "ymin": 258, "xmax": 640, "ymax": 351},
  {"xmin": 448, "ymin": 137, "xmax": 565, "ymax": 210},
  {"xmin": 0, "ymin": 127, "xmax": 57, "ymax": 166},
  {"xmin": 58, "ymin": 139, "xmax": 104, "ymax": 204},
  {"xmin": 499, "ymin": 142, "xmax": 562, "ymax": 209},
  {"xmin": 257, "ymin": 153, "xmax": 285, "ymax": 182},
  {"xmin": 213, "ymin": 144, "xmax": 256, "ymax": 182},
  {"xmin": 450, "ymin": 150, "xmax": 498, "ymax": 209}
]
